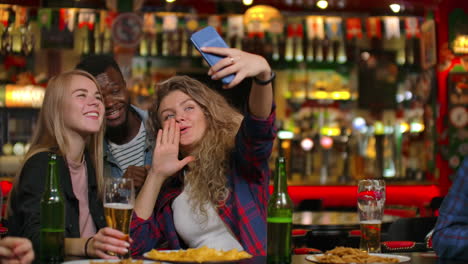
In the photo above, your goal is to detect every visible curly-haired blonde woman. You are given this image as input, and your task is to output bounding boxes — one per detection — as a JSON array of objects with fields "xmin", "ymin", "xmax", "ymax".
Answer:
[{"xmin": 130, "ymin": 47, "xmax": 276, "ymax": 256}]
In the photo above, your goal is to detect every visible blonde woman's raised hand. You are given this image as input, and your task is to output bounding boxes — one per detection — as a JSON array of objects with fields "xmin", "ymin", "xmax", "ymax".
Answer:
[
  {"xmin": 201, "ymin": 47, "xmax": 271, "ymax": 89},
  {"xmin": 0, "ymin": 237, "xmax": 34, "ymax": 264},
  {"xmin": 88, "ymin": 227, "xmax": 131, "ymax": 259},
  {"xmin": 149, "ymin": 118, "xmax": 194, "ymax": 181}
]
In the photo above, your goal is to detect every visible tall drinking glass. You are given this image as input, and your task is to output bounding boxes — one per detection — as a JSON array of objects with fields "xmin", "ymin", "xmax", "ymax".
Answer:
[
  {"xmin": 104, "ymin": 178, "xmax": 134, "ymax": 258},
  {"xmin": 357, "ymin": 179, "xmax": 385, "ymax": 253}
]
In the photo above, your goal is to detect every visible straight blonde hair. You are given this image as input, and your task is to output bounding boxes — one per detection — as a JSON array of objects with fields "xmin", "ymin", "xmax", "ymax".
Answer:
[{"xmin": 11, "ymin": 70, "xmax": 105, "ymax": 202}]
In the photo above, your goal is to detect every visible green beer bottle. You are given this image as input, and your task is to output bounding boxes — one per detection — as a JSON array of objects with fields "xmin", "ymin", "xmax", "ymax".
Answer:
[
  {"xmin": 267, "ymin": 157, "xmax": 293, "ymax": 263},
  {"xmin": 40, "ymin": 153, "xmax": 65, "ymax": 263}
]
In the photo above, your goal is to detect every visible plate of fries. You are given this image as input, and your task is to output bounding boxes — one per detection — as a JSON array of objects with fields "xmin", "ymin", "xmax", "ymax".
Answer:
[
  {"xmin": 305, "ymin": 247, "xmax": 410, "ymax": 263},
  {"xmin": 143, "ymin": 246, "xmax": 253, "ymax": 263}
]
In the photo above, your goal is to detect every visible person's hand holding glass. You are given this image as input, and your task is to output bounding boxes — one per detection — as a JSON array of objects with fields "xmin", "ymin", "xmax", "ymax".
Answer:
[
  {"xmin": 104, "ymin": 178, "xmax": 135, "ymax": 258},
  {"xmin": 357, "ymin": 179, "xmax": 385, "ymax": 253}
]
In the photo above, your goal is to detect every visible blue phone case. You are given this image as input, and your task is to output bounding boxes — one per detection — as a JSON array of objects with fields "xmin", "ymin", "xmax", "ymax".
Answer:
[{"xmin": 190, "ymin": 26, "xmax": 235, "ymax": 84}]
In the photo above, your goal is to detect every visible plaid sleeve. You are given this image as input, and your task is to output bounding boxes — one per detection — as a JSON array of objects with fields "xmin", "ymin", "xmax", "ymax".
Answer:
[
  {"xmin": 235, "ymin": 104, "xmax": 276, "ymax": 183},
  {"xmin": 432, "ymin": 158, "xmax": 468, "ymax": 260},
  {"xmin": 130, "ymin": 212, "xmax": 162, "ymax": 256}
]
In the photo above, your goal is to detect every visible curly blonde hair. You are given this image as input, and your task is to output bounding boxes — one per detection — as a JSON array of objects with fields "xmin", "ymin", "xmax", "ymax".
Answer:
[{"xmin": 148, "ymin": 76, "xmax": 243, "ymax": 215}]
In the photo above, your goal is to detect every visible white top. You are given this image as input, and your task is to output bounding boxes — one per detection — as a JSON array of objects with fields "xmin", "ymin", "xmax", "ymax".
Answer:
[
  {"xmin": 108, "ymin": 121, "xmax": 146, "ymax": 172},
  {"xmin": 172, "ymin": 184, "xmax": 243, "ymax": 251}
]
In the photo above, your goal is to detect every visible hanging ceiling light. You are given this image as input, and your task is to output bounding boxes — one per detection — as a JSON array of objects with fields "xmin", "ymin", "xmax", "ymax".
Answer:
[
  {"xmin": 243, "ymin": 0, "xmax": 254, "ymax": 6},
  {"xmin": 316, "ymin": 0, "xmax": 328, "ymax": 9},
  {"xmin": 389, "ymin": 3, "xmax": 401, "ymax": 13},
  {"xmin": 166, "ymin": 0, "xmax": 176, "ymax": 2}
]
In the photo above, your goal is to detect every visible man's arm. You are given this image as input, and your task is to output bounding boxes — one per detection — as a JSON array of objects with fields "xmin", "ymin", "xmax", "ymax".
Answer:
[{"xmin": 432, "ymin": 158, "xmax": 468, "ymax": 260}]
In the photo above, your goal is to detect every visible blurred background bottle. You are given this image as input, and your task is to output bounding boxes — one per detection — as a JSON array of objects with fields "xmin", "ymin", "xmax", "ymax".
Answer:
[
  {"xmin": 267, "ymin": 157, "xmax": 293, "ymax": 264},
  {"xmin": 40, "ymin": 153, "xmax": 65, "ymax": 263}
]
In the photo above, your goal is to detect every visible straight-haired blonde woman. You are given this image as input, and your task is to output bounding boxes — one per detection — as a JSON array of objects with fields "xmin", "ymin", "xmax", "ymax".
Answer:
[{"xmin": 8, "ymin": 70, "xmax": 130, "ymax": 259}]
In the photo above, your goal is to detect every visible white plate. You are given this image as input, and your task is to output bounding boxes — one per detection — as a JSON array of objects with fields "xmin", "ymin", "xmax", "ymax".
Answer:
[
  {"xmin": 62, "ymin": 260, "xmax": 157, "ymax": 264},
  {"xmin": 305, "ymin": 253, "xmax": 411, "ymax": 263}
]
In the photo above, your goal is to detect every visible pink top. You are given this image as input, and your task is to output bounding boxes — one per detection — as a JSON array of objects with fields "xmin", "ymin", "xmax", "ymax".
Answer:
[{"xmin": 67, "ymin": 158, "xmax": 96, "ymax": 237}]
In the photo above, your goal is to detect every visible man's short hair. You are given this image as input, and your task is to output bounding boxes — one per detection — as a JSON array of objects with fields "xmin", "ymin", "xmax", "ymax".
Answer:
[{"xmin": 75, "ymin": 54, "xmax": 123, "ymax": 79}]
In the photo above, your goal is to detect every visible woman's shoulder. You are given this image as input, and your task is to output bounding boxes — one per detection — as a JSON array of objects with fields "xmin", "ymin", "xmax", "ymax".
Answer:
[
  {"xmin": 24, "ymin": 151, "xmax": 53, "ymax": 164},
  {"xmin": 16, "ymin": 152, "xmax": 55, "ymax": 188},
  {"xmin": 23, "ymin": 151, "xmax": 64, "ymax": 168}
]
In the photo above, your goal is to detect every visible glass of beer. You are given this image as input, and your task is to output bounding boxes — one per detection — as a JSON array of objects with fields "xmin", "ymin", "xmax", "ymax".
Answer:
[
  {"xmin": 104, "ymin": 178, "xmax": 135, "ymax": 258},
  {"xmin": 357, "ymin": 179, "xmax": 385, "ymax": 253}
]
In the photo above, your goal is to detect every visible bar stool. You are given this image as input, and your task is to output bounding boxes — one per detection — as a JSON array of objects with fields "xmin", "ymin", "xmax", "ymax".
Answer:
[{"xmin": 380, "ymin": 216, "xmax": 437, "ymax": 253}]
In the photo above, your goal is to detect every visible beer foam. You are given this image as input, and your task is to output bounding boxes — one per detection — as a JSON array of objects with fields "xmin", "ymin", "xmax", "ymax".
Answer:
[
  {"xmin": 104, "ymin": 203, "xmax": 134, "ymax": 210},
  {"xmin": 360, "ymin": 220, "xmax": 382, "ymax": 224}
]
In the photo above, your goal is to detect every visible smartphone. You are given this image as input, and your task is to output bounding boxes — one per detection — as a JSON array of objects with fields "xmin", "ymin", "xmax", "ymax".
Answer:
[{"xmin": 190, "ymin": 26, "xmax": 235, "ymax": 84}]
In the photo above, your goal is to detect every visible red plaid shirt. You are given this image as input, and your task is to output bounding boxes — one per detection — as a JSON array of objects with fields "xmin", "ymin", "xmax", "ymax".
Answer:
[
  {"xmin": 433, "ymin": 158, "xmax": 468, "ymax": 260},
  {"xmin": 130, "ymin": 107, "xmax": 276, "ymax": 256}
]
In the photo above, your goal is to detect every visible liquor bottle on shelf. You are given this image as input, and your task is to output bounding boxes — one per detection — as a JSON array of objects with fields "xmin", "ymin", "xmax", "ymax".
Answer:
[
  {"xmin": 285, "ymin": 30, "xmax": 294, "ymax": 61},
  {"xmin": 162, "ymin": 31, "xmax": 169, "ymax": 56},
  {"xmin": 267, "ymin": 157, "xmax": 293, "ymax": 264},
  {"xmin": 10, "ymin": 25, "xmax": 22, "ymax": 54},
  {"xmin": 172, "ymin": 30, "xmax": 180, "ymax": 56},
  {"xmin": 150, "ymin": 33, "xmax": 158, "ymax": 56},
  {"xmin": 393, "ymin": 118, "xmax": 404, "ymax": 178},
  {"xmin": 139, "ymin": 34, "xmax": 149, "ymax": 57},
  {"xmin": 272, "ymin": 34, "xmax": 280, "ymax": 61},
  {"xmin": 0, "ymin": 24, "xmax": 4, "ymax": 51},
  {"xmin": 383, "ymin": 133, "xmax": 396, "ymax": 178},
  {"xmin": 21, "ymin": 24, "xmax": 34, "ymax": 56},
  {"xmin": 337, "ymin": 40, "xmax": 347, "ymax": 63},
  {"xmin": 0, "ymin": 26, "xmax": 7, "ymax": 54},
  {"xmin": 396, "ymin": 38, "xmax": 406, "ymax": 65},
  {"xmin": 180, "ymin": 30, "xmax": 188, "ymax": 57},
  {"xmin": 102, "ymin": 28, "xmax": 112, "ymax": 54},
  {"xmin": 306, "ymin": 37, "xmax": 313, "ymax": 62},
  {"xmin": 81, "ymin": 29, "xmax": 90, "ymax": 55},
  {"xmin": 40, "ymin": 153, "xmax": 65, "ymax": 263},
  {"xmin": 406, "ymin": 38, "xmax": 414, "ymax": 65},
  {"xmin": 294, "ymin": 26, "xmax": 304, "ymax": 62},
  {"xmin": 234, "ymin": 35, "xmax": 242, "ymax": 50},
  {"xmin": 315, "ymin": 38, "xmax": 323, "ymax": 62},
  {"xmin": 338, "ymin": 127, "xmax": 351, "ymax": 183},
  {"xmin": 326, "ymin": 39, "xmax": 334, "ymax": 63},
  {"xmin": 94, "ymin": 28, "xmax": 102, "ymax": 54}
]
